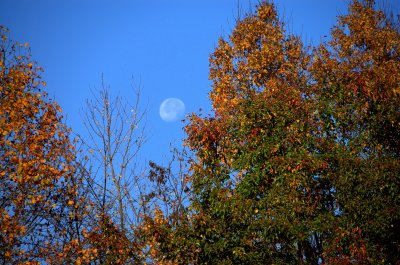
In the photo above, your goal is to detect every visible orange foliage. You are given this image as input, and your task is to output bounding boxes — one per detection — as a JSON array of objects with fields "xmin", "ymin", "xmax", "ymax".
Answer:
[{"xmin": 0, "ymin": 26, "xmax": 96, "ymax": 264}]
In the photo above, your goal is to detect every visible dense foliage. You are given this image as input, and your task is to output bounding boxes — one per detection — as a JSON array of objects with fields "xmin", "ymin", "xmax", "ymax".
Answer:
[
  {"xmin": 0, "ymin": 27, "xmax": 97, "ymax": 264},
  {"xmin": 182, "ymin": 0, "xmax": 400, "ymax": 264}
]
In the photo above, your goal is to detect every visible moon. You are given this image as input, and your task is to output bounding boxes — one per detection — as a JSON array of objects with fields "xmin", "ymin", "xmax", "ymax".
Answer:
[{"xmin": 159, "ymin": 98, "xmax": 185, "ymax": 122}]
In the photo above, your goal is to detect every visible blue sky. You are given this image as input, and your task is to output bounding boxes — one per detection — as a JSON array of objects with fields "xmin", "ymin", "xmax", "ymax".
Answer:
[{"xmin": 1, "ymin": 0, "xmax": 398, "ymax": 165}]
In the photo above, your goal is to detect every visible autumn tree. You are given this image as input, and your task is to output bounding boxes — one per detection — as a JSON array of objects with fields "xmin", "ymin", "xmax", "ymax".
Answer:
[
  {"xmin": 185, "ymin": 2, "xmax": 323, "ymax": 263},
  {"xmin": 0, "ymin": 27, "xmax": 96, "ymax": 264},
  {"xmin": 311, "ymin": 0, "xmax": 400, "ymax": 262},
  {"xmin": 180, "ymin": 1, "xmax": 400, "ymax": 264}
]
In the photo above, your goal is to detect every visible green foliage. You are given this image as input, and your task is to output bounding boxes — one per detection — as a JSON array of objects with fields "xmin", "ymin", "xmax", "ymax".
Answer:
[{"xmin": 178, "ymin": 1, "xmax": 400, "ymax": 264}]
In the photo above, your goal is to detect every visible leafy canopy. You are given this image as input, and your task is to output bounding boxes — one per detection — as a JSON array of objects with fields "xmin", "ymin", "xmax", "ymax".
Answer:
[{"xmin": 180, "ymin": 1, "xmax": 400, "ymax": 264}]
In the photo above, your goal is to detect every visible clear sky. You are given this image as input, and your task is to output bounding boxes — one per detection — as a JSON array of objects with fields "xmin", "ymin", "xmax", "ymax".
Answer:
[{"xmin": 1, "ymin": 0, "xmax": 398, "ymax": 165}]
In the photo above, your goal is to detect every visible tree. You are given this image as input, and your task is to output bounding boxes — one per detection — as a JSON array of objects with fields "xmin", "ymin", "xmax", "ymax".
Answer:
[
  {"xmin": 82, "ymin": 79, "xmax": 147, "ymax": 231},
  {"xmin": 81, "ymin": 82, "xmax": 193, "ymax": 264},
  {"xmin": 184, "ymin": 2, "xmax": 323, "ymax": 263},
  {"xmin": 0, "ymin": 27, "xmax": 96, "ymax": 264},
  {"xmin": 311, "ymin": 0, "xmax": 400, "ymax": 262},
  {"xmin": 180, "ymin": 1, "xmax": 400, "ymax": 264},
  {"xmin": 81, "ymin": 79, "xmax": 147, "ymax": 263}
]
